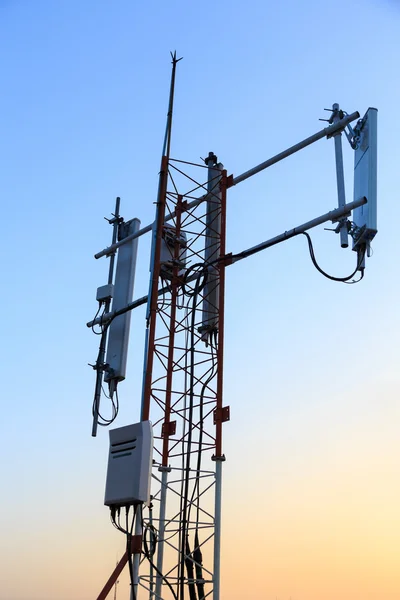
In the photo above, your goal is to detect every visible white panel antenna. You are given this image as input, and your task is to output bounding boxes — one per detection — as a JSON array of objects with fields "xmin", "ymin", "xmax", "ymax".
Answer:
[
  {"xmin": 105, "ymin": 218, "xmax": 140, "ymax": 384},
  {"xmin": 201, "ymin": 154, "xmax": 223, "ymax": 341},
  {"xmin": 352, "ymin": 108, "xmax": 378, "ymax": 252}
]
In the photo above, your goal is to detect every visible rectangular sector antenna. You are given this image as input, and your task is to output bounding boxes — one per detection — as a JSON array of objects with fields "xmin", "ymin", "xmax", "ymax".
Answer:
[
  {"xmin": 105, "ymin": 218, "xmax": 140, "ymax": 383},
  {"xmin": 352, "ymin": 107, "xmax": 377, "ymax": 251}
]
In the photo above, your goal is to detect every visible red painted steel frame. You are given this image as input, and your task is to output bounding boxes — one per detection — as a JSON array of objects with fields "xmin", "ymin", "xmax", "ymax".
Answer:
[
  {"xmin": 161, "ymin": 197, "xmax": 183, "ymax": 466},
  {"xmin": 140, "ymin": 157, "xmax": 228, "ymax": 598},
  {"xmin": 97, "ymin": 157, "xmax": 228, "ymax": 600},
  {"xmin": 142, "ymin": 155, "xmax": 169, "ymax": 423}
]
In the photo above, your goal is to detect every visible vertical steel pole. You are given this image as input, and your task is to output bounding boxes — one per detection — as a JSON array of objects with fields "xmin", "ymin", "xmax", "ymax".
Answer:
[
  {"xmin": 212, "ymin": 169, "xmax": 227, "ymax": 600},
  {"xmin": 155, "ymin": 468, "xmax": 169, "ymax": 598},
  {"xmin": 92, "ymin": 197, "xmax": 121, "ymax": 437},
  {"xmin": 141, "ymin": 156, "xmax": 169, "ymax": 422},
  {"xmin": 332, "ymin": 103, "xmax": 349, "ymax": 248},
  {"xmin": 215, "ymin": 170, "xmax": 227, "ymax": 460},
  {"xmin": 213, "ymin": 459, "xmax": 223, "ymax": 600},
  {"xmin": 148, "ymin": 503, "xmax": 154, "ymax": 597},
  {"xmin": 153, "ymin": 199, "xmax": 183, "ymax": 598},
  {"xmin": 131, "ymin": 506, "xmax": 142, "ymax": 600},
  {"xmin": 141, "ymin": 54, "xmax": 180, "ymax": 421}
]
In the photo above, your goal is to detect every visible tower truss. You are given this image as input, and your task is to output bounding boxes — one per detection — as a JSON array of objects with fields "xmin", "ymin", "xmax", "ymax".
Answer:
[{"xmin": 137, "ymin": 153, "xmax": 229, "ymax": 600}]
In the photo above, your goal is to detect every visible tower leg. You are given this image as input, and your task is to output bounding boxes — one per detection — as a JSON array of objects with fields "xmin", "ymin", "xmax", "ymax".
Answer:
[
  {"xmin": 213, "ymin": 459, "xmax": 223, "ymax": 600},
  {"xmin": 155, "ymin": 468, "xmax": 169, "ymax": 598},
  {"xmin": 131, "ymin": 508, "xmax": 142, "ymax": 600}
]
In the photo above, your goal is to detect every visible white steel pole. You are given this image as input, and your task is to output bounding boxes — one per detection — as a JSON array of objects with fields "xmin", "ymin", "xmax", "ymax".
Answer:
[
  {"xmin": 332, "ymin": 103, "xmax": 349, "ymax": 248},
  {"xmin": 131, "ymin": 507, "xmax": 142, "ymax": 600},
  {"xmin": 155, "ymin": 468, "xmax": 169, "ymax": 598},
  {"xmin": 213, "ymin": 459, "xmax": 223, "ymax": 600},
  {"xmin": 230, "ymin": 197, "xmax": 367, "ymax": 264},
  {"xmin": 231, "ymin": 111, "xmax": 359, "ymax": 186}
]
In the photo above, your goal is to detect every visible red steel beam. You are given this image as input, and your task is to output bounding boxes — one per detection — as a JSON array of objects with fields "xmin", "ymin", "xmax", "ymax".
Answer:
[
  {"xmin": 161, "ymin": 196, "xmax": 183, "ymax": 465},
  {"xmin": 96, "ymin": 552, "xmax": 128, "ymax": 600},
  {"xmin": 142, "ymin": 155, "xmax": 169, "ymax": 422}
]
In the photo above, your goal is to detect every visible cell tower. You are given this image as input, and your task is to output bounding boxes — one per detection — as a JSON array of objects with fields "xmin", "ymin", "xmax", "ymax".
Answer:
[{"xmin": 88, "ymin": 54, "xmax": 377, "ymax": 600}]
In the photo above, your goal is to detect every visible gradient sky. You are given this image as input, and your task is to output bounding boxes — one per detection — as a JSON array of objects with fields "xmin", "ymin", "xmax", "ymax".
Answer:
[{"xmin": 1, "ymin": 1, "xmax": 399, "ymax": 599}]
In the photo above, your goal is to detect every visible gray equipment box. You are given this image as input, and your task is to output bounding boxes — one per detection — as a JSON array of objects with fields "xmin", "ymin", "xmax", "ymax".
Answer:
[{"xmin": 104, "ymin": 421, "xmax": 153, "ymax": 507}]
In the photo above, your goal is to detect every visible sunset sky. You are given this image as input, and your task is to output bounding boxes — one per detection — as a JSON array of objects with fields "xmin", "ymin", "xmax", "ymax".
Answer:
[{"xmin": 1, "ymin": 1, "xmax": 399, "ymax": 599}]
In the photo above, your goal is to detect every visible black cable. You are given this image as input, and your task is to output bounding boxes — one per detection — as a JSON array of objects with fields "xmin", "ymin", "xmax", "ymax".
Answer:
[
  {"xmin": 187, "ymin": 334, "xmax": 217, "ymax": 529},
  {"xmin": 177, "ymin": 302, "xmax": 191, "ymax": 596},
  {"xmin": 302, "ymin": 232, "xmax": 366, "ymax": 283},
  {"xmin": 91, "ymin": 314, "xmax": 119, "ymax": 428},
  {"xmin": 142, "ymin": 518, "xmax": 178, "ymax": 600},
  {"xmin": 188, "ymin": 337, "xmax": 217, "ymax": 600},
  {"xmin": 92, "ymin": 312, "xmax": 119, "ymax": 427},
  {"xmin": 91, "ymin": 302, "xmax": 105, "ymax": 335},
  {"xmin": 181, "ymin": 263, "xmax": 208, "ymax": 298},
  {"xmin": 126, "ymin": 506, "xmax": 138, "ymax": 600},
  {"xmin": 143, "ymin": 522, "xmax": 158, "ymax": 558},
  {"xmin": 179, "ymin": 269, "xmax": 206, "ymax": 600},
  {"xmin": 193, "ymin": 531, "xmax": 204, "ymax": 600},
  {"xmin": 95, "ymin": 385, "xmax": 119, "ymax": 426},
  {"xmin": 110, "ymin": 498, "xmax": 140, "ymax": 600},
  {"xmin": 184, "ymin": 539, "xmax": 197, "ymax": 600},
  {"xmin": 110, "ymin": 507, "xmax": 126, "ymax": 534},
  {"xmin": 344, "ymin": 271, "xmax": 364, "ymax": 284}
]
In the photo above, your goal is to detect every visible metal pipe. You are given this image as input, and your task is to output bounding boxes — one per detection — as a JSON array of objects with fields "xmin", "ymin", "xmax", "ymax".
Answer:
[
  {"xmin": 215, "ymin": 170, "xmax": 227, "ymax": 459},
  {"xmin": 332, "ymin": 103, "xmax": 349, "ymax": 248},
  {"xmin": 230, "ymin": 196, "xmax": 367, "ymax": 264},
  {"xmin": 231, "ymin": 111, "xmax": 360, "ymax": 186},
  {"xmin": 140, "ymin": 327, "xmax": 150, "ymax": 422},
  {"xmin": 213, "ymin": 460, "xmax": 223, "ymax": 600},
  {"xmin": 91, "ymin": 197, "xmax": 120, "ymax": 437},
  {"xmin": 94, "ymin": 111, "xmax": 360, "ymax": 260},
  {"xmin": 108, "ymin": 197, "xmax": 121, "ymax": 283},
  {"xmin": 155, "ymin": 469, "xmax": 169, "ymax": 599},
  {"xmin": 131, "ymin": 506, "xmax": 142, "ymax": 600},
  {"xmin": 148, "ymin": 502, "xmax": 154, "ymax": 598},
  {"xmin": 141, "ymin": 155, "xmax": 169, "ymax": 423},
  {"xmin": 87, "ymin": 197, "xmax": 367, "ymax": 329},
  {"xmin": 212, "ymin": 171, "xmax": 227, "ymax": 600}
]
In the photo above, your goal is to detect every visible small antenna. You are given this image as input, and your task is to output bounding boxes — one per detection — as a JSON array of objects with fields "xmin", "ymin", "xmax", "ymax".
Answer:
[
  {"xmin": 162, "ymin": 51, "xmax": 183, "ymax": 159},
  {"xmin": 113, "ymin": 558, "xmax": 119, "ymax": 600}
]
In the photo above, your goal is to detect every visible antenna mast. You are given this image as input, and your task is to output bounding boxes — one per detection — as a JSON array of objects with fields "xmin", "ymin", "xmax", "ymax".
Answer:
[
  {"xmin": 137, "ymin": 52, "xmax": 228, "ymax": 600},
  {"xmin": 89, "ymin": 55, "xmax": 377, "ymax": 600}
]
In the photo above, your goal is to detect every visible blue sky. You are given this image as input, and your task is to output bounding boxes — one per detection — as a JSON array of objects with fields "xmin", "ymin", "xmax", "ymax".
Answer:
[{"xmin": 1, "ymin": 1, "xmax": 399, "ymax": 599}]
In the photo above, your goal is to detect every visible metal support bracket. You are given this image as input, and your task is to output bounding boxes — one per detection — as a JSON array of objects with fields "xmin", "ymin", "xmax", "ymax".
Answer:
[
  {"xmin": 225, "ymin": 174, "xmax": 234, "ymax": 188},
  {"xmin": 213, "ymin": 406, "xmax": 230, "ymax": 424},
  {"xmin": 131, "ymin": 534, "xmax": 142, "ymax": 555},
  {"xmin": 161, "ymin": 421, "xmax": 177, "ymax": 437}
]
